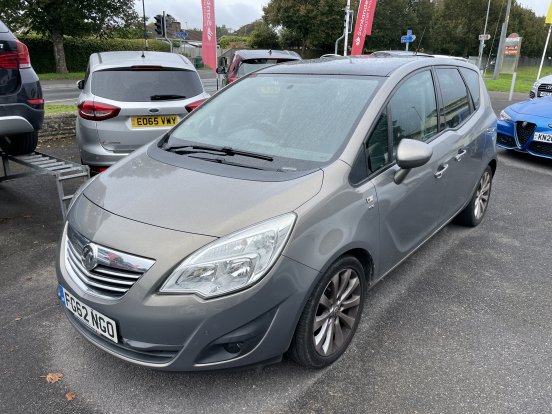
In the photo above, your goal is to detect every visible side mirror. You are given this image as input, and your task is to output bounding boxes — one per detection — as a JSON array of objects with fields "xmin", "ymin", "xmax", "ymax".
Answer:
[
  {"xmin": 218, "ymin": 56, "xmax": 227, "ymax": 67},
  {"xmin": 76, "ymin": 79, "xmax": 85, "ymax": 90},
  {"xmin": 216, "ymin": 66, "xmax": 226, "ymax": 75},
  {"xmin": 394, "ymin": 139, "xmax": 433, "ymax": 184}
]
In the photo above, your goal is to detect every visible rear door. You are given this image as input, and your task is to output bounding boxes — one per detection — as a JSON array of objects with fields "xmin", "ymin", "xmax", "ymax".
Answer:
[
  {"xmin": 434, "ymin": 67, "xmax": 485, "ymax": 217},
  {"xmin": 91, "ymin": 67, "xmax": 207, "ymax": 153}
]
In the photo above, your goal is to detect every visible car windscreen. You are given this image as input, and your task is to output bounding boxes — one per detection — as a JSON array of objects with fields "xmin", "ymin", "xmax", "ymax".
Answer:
[
  {"xmin": 237, "ymin": 59, "xmax": 297, "ymax": 76},
  {"xmin": 90, "ymin": 68, "xmax": 203, "ymax": 102},
  {"xmin": 166, "ymin": 74, "xmax": 382, "ymax": 169}
]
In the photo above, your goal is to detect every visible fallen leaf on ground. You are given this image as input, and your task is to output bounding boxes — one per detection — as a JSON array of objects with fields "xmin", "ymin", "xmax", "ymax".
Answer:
[
  {"xmin": 65, "ymin": 391, "xmax": 76, "ymax": 401},
  {"xmin": 15, "ymin": 316, "xmax": 22, "ymax": 321},
  {"xmin": 44, "ymin": 372, "xmax": 64, "ymax": 383}
]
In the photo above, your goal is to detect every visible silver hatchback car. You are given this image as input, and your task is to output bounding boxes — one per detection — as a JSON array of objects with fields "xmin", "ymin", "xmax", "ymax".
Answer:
[
  {"xmin": 58, "ymin": 57, "xmax": 497, "ymax": 371},
  {"xmin": 76, "ymin": 51, "xmax": 209, "ymax": 173}
]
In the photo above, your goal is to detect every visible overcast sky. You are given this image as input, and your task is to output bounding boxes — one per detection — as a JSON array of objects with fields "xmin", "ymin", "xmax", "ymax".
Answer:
[{"xmin": 136, "ymin": 0, "xmax": 548, "ymax": 31}]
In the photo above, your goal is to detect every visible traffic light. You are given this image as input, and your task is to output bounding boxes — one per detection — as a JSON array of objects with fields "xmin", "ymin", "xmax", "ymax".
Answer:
[{"xmin": 154, "ymin": 14, "xmax": 165, "ymax": 36}]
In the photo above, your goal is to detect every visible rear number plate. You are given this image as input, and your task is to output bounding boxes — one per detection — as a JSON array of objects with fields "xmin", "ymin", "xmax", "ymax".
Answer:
[
  {"xmin": 534, "ymin": 132, "xmax": 552, "ymax": 143},
  {"xmin": 59, "ymin": 285, "xmax": 118, "ymax": 343},
  {"xmin": 131, "ymin": 115, "xmax": 178, "ymax": 128}
]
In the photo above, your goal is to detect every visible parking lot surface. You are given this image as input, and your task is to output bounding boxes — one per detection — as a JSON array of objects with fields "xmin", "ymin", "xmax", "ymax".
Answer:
[{"xmin": 1, "ymin": 93, "xmax": 551, "ymax": 413}]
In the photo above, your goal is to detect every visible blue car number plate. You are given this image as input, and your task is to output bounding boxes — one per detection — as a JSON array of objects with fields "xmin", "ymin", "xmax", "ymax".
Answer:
[
  {"xmin": 59, "ymin": 285, "xmax": 118, "ymax": 343},
  {"xmin": 534, "ymin": 132, "xmax": 552, "ymax": 143}
]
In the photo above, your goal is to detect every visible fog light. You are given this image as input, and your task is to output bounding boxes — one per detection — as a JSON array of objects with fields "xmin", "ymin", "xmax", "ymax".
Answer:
[{"xmin": 223, "ymin": 342, "xmax": 242, "ymax": 354}]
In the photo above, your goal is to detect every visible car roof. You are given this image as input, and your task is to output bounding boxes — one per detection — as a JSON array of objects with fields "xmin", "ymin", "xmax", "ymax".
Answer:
[
  {"xmin": 0, "ymin": 19, "xmax": 11, "ymax": 33},
  {"xmin": 371, "ymin": 50, "xmax": 433, "ymax": 57},
  {"xmin": 234, "ymin": 49, "xmax": 302, "ymax": 60},
  {"xmin": 88, "ymin": 51, "xmax": 195, "ymax": 71},
  {"xmin": 258, "ymin": 56, "xmax": 447, "ymax": 77}
]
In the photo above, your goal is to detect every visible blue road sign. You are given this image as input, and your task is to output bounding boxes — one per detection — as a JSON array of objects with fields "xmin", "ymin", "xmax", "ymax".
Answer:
[
  {"xmin": 401, "ymin": 34, "xmax": 416, "ymax": 43},
  {"xmin": 175, "ymin": 31, "xmax": 189, "ymax": 39}
]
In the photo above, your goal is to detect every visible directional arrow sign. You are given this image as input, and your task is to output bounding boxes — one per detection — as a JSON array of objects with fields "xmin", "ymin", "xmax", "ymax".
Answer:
[
  {"xmin": 401, "ymin": 34, "xmax": 416, "ymax": 43},
  {"xmin": 478, "ymin": 34, "xmax": 491, "ymax": 41},
  {"xmin": 175, "ymin": 31, "xmax": 189, "ymax": 39}
]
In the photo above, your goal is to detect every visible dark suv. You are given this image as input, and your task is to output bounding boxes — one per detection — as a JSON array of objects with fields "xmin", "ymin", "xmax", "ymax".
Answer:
[{"xmin": 0, "ymin": 20, "xmax": 43, "ymax": 155}]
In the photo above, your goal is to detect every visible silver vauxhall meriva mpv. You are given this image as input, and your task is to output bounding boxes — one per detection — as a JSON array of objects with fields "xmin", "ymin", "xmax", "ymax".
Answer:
[{"xmin": 57, "ymin": 57, "xmax": 497, "ymax": 371}]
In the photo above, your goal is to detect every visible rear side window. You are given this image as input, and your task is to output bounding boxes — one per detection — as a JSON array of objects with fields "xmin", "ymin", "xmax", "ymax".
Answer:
[
  {"xmin": 436, "ymin": 68, "xmax": 471, "ymax": 129},
  {"xmin": 90, "ymin": 69, "xmax": 203, "ymax": 102},
  {"xmin": 388, "ymin": 70, "xmax": 438, "ymax": 154},
  {"xmin": 459, "ymin": 67, "xmax": 481, "ymax": 110}
]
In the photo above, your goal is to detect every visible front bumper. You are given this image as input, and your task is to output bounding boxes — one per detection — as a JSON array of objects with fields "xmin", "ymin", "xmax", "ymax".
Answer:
[
  {"xmin": 497, "ymin": 119, "xmax": 552, "ymax": 159},
  {"xmin": 56, "ymin": 196, "xmax": 319, "ymax": 371}
]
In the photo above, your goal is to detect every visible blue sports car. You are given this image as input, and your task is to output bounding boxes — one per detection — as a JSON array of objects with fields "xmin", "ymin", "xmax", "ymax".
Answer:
[{"xmin": 497, "ymin": 96, "xmax": 552, "ymax": 159}]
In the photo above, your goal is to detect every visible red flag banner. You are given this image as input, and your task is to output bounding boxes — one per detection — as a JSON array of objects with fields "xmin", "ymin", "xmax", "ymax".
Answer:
[
  {"xmin": 201, "ymin": 0, "xmax": 217, "ymax": 72},
  {"xmin": 351, "ymin": 0, "xmax": 378, "ymax": 55}
]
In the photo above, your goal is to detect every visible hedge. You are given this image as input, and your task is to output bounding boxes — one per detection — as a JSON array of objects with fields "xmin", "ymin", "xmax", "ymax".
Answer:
[{"xmin": 19, "ymin": 37, "xmax": 170, "ymax": 73}]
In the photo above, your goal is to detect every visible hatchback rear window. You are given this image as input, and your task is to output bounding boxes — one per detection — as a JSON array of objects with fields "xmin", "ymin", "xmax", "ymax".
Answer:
[
  {"xmin": 91, "ymin": 69, "xmax": 203, "ymax": 102},
  {"xmin": 238, "ymin": 59, "xmax": 297, "ymax": 76}
]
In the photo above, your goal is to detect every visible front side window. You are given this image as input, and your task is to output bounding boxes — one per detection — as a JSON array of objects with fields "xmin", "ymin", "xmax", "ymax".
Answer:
[
  {"xmin": 166, "ymin": 74, "xmax": 382, "ymax": 170},
  {"xmin": 436, "ymin": 68, "xmax": 471, "ymax": 129},
  {"xmin": 388, "ymin": 70, "xmax": 438, "ymax": 155}
]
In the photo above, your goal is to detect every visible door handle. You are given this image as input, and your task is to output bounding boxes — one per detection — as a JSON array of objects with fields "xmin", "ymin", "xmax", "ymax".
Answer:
[
  {"xmin": 455, "ymin": 149, "xmax": 467, "ymax": 162},
  {"xmin": 366, "ymin": 195, "xmax": 376, "ymax": 209},
  {"xmin": 434, "ymin": 164, "xmax": 449, "ymax": 179}
]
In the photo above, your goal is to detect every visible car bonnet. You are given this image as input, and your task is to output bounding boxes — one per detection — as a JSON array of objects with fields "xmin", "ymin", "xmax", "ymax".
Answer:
[
  {"xmin": 83, "ymin": 146, "xmax": 323, "ymax": 237},
  {"xmin": 510, "ymin": 97, "xmax": 552, "ymax": 119}
]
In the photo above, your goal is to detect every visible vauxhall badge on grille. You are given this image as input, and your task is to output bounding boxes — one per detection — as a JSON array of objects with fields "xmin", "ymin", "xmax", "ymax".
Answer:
[{"xmin": 82, "ymin": 244, "xmax": 98, "ymax": 271}]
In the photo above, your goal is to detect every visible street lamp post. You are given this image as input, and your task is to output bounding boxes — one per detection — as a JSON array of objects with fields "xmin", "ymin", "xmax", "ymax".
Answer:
[
  {"xmin": 344, "ymin": 0, "xmax": 351, "ymax": 56},
  {"xmin": 493, "ymin": 0, "xmax": 512, "ymax": 80},
  {"xmin": 142, "ymin": 0, "xmax": 148, "ymax": 49},
  {"xmin": 477, "ymin": 0, "xmax": 491, "ymax": 70}
]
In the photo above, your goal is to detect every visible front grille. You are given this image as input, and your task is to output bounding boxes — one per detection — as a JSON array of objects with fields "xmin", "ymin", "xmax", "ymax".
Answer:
[
  {"xmin": 515, "ymin": 122, "xmax": 536, "ymax": 147},
  {"xmin": 537, "ymin": 84, "xmax": 552, "ymax": 96},
  {"xmin": 497, "ymin": 133, "xmax": 517, "ymax": 148},
  {"xmin": 65, "ymin": 226, "xmax": 155, "ymax": 299},
  {"xmin": 528, "ymin": 141, "xmax": 552, "ymax": 158}
]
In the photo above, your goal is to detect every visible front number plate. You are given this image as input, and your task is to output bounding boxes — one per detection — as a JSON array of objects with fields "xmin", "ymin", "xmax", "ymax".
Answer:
[
  {"xmin": 131, "ymin": 115, "xmax": 179, "ymax": 128},
  {"xmin": 538, "ymin": 92, "xmax": 552, "ymax": 97},
  {"xmin": 59, "ymin": 285, "xmax": 118, "ymax": 343},
  {"xmin": 533, "ymin": 132, "xmax": 552, "ymax": 143}
]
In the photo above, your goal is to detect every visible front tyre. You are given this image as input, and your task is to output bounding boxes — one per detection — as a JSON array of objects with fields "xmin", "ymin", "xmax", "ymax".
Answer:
[
  {"xmin": 289, "ymin": 256, "xmax": 366, "ymax": 369},
  {"xmin": 455, "ymin": 165, "xmax": 493, "ymax": 227},
  {"xmin": 0, "ymin": 131, "xmax": 39, "ymax": 155}
]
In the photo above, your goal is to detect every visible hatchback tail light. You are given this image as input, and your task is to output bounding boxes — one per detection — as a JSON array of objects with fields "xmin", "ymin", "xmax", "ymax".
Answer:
[
  {"xmin": 78, "ymin": 101, "xmax": 121, "ymax": 121},
  {"xmin": 185, "ymin": 99, "xmax": 206, "ymax": 112},
  {"xmin": 16, "ymin": 41, "xmax": 31, "ymax": 68},
  {"xmin": 0, "ymin": 40, "xmax": 31, "ymax": 69}
]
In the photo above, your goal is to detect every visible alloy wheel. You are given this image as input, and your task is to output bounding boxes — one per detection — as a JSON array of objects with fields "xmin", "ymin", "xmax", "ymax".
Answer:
[
  {"xmin": 312, "ymin": 268, "xmax": 362, "ymax": 356},
  {"xmin": 474, "ymin": 170, "xmax": 491, "ymax": 220}
]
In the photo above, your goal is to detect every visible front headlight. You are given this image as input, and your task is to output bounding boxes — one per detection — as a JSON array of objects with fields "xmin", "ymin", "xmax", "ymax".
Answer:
[
  {"xmin": 499, "ymin": 110, "xmax": 512, "ymax": 121},
  {"xmin": 160, "ymin": 213, "xmax": 296, "ymax": 298},
  {"xmin": 533, "ymin": 81, "xmax": 540, "ymax": 89}
]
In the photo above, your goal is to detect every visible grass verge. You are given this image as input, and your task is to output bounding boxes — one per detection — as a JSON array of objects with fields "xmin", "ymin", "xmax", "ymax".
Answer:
[
  {"xmin": 45, "ymin": 103, "xmax": 76, "ymax": 115},
  {"xmin": 483, "ymin": 66, "xmax": 552, "ymax": 94},
  {"xmin": 38, "ymin": 72, "xmax": 85, "ymax": 81}
]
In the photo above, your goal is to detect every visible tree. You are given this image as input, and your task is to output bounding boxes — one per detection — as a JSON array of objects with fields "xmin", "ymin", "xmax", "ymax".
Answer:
[
  {"xmin": 1, "ymin": 0, "xmax": 139, "ymax": 73},
  {"xmin": 250, "ymin": 21, "xmax": 280, "ymax": 49}
]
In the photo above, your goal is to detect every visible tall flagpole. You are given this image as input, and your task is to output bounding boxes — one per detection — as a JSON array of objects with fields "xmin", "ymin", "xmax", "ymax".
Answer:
[
  {"xmin": 344, "ymin": 0, "xmax": 351, "ymax": 56},
  {"xmin": 537, "ymin": 25, "xmax": 551, "ymax": 80},
  {"xmin": 538, "ymin": 1, "xmax": 552, "ymax": 80}
]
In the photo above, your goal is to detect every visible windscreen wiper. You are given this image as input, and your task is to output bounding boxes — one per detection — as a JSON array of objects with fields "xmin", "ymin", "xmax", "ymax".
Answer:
[
  {"xmin": 165, "ymin": 144, "xmax": 274, "ymax": 161},
  {"xmin": 150, "ymin": 94, "xmax": 187, "ymax": 101}
]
